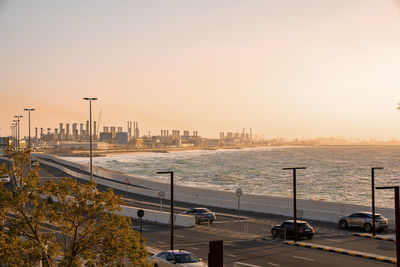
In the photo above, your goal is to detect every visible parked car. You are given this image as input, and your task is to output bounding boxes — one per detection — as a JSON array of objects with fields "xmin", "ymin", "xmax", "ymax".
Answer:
[
  {"xmin": 271, "ymin": 220, "xmax": 314, "ymax": 240},
  {"xmin": 338, "ymin": 211, "xmax": 388, "ymax": 232},
  {"xmin": 0, "ymin": 174, "xmax": 10, "ymax": 185},
  {"xmin": 32, "ymin": 160, "xmax": 40, "ymax": 167},
  {"xmin": 183, "ymin": 208, "xmax": 216, "ymax": 225},
  {"xmin": 149, "ymin": 250, "xmax": 207, "ymax": 267}
]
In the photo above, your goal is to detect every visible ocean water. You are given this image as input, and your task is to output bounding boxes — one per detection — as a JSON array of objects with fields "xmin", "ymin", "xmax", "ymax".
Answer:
[{"xmin": 61, "ymin": 146, "xmax": 400, "ymax": 208}]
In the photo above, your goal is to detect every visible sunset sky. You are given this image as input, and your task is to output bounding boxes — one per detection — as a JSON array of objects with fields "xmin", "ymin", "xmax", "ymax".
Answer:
[{"xmin": 1, "ymin": 0, "xmax": 400, "ymax": 139}]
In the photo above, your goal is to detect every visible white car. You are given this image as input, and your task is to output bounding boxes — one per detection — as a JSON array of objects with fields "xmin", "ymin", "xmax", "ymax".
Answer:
[
  {"xmin": 149, "ymin": 250, "xmax": 207, "ymax": 267},
  {"xmin": 0, "ymin": 174, "xmax": 11, "ymax": 185}
]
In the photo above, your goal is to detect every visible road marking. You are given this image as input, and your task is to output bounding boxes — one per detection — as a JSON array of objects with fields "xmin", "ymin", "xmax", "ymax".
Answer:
[
  {"xmin": 189, "ymin": 247, "xmax": 199, "ymax": 250},
  {"xmin": 157, "ymin": 241, "xmax": 166, "ymax": 244},
  {"xmin": 233, "ymin": 262, "xmax": 262, "ymax": 267},
  {"xmin": 174, "ymin": 234, "xmax": 186, "ymax": 238},
  {"xmin": 225, "ymin": 253, "xmax": 236, "ymax": 258},
  {"xmin": 224, "ymin": 243, "xmax": 236, "ymax": 247},
  {"xmin": 292, "ymin": 256, "xmax": 315, "ymax": 262},
  {"xmin": 268, "ymin": 263, "xmax": 280, "ymax": 266}
]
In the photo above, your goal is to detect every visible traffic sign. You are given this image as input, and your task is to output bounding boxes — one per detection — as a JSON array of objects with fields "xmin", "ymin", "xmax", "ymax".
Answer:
[
  {"xmin": 158, "ymin": 191, "xmax": 165, "ymax": 199},
  {"xmin": 124, "ymin": 177, "xmax": 130, "ymax": 184},
  {"xmin": 137, "ymin": 209, "xmax": 144, "ymax": 218},
  {"xmin": 236, "ymin": 188, "xmax": 242, "ymax": 197}
]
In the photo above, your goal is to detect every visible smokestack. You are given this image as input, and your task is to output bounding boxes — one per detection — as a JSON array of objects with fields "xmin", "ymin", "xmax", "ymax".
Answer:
[
  {"xmin": 35, "ymin": 127, "xmax": 38, "ymax": 140},
  {"xmin": 86, "ymin": 121, "xmax": 89, "ymax": 138}
]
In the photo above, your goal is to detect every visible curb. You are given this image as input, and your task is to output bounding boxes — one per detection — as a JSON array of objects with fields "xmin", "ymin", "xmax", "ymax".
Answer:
[
  {"xmin": 284, "ymin": 241, "xmax": 396, "ymax": 264},
  {"xmin": 352, "ymin": 233, "xmax": 395, "ymax": 242}
]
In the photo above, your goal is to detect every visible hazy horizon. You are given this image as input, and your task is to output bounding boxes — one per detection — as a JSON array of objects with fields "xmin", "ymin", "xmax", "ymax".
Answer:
[{"xmin": 1, "ymin": 1, "xmax": 400, "ymax": 139}]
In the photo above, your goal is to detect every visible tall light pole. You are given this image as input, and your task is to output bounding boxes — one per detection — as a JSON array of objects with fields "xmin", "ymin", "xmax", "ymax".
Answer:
[
  {"xmin": 157, "ymin": 171, "xmax": 174, "ymax": 250},
  {"xmin": 371, "ymin": 167, "xmax": 383, "ymax": 236},
  {"xmin": 283, "ymin": 167, "xmax": 306, "ymax": 242},
  {"xmin": 14, "ymin": 116, "xmax": 22, "ymax": 151},
  {"xmin": 376, "ymin": 186, "xmax": 400, "ymax": 266},
  {"xmin": 24, "ymin": 108, "xmax": 35, "ymax": 151},
  {"xmin": 83, "ymin": 97, "xmax": 97, "ymax": 180}
]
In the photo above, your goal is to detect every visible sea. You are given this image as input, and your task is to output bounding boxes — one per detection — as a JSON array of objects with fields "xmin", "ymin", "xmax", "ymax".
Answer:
[{"xmin": 61, "ymin": 146, "xmax": 400, "ymax": 208}]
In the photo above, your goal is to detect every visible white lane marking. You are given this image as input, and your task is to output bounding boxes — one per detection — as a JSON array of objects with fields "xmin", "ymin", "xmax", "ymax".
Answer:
[
  {"xmin": 268, "ymin": 263, "xmax": 280, "ymax": 266},
  {"xmin": 233, "ymin": 262, "xmax": 261, "ymax": 267},
  {"xmin": 224, "ymin": 243, "xmax": 236, "ymax": 247},
  {"xmin": 292, "ymin": 256, "xmax": 315, "ymax": 262},
  {"xmin": 190, "ymin": 247, "xmax": 199, "ymax": 250},
  {"xmin": 174, "ymin": 234, "xmax": 186, "ymax": 238},
  {"xmin": 225, "ymin": 253, "xmax": 236, "ymax": 258},
  {"xmin": 157, "ymin": 241, "xmax": 166, "ymax": 244}
]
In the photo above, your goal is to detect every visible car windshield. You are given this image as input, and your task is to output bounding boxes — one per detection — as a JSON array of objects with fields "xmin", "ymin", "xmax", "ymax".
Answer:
[
  {"xmin": 197, "ymin": 209, "xmax": 210, "ymax": 213},
  {"xmin": 175, "ymin": 253, "xmax": 200, "ymax": 263}
]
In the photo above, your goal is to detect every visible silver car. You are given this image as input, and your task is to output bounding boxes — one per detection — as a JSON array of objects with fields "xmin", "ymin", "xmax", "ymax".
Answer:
[
  {"xmin": 149, "ymin": 250, "xmax": 207, "ymax": 267},
  {"xmin": 0, "ymin": 174, "xmax": 10, "ymax": 185},
  {"xmin": 338, "ymin": 211, "xmax": 388, "ymax": 232}
]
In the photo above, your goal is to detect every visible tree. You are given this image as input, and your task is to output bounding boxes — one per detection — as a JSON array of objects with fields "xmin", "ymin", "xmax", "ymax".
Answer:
[{"xmin": 0, "ymin": 149, "xmax": 151, "ymax": 266}]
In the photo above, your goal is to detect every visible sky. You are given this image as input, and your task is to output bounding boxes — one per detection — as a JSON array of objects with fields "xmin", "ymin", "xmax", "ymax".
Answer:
[{"xmin": 1, "ymin": 0, "xmax": 400, "ymax": 139}]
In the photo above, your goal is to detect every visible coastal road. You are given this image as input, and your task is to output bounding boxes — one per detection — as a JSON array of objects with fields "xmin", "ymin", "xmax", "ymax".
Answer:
[{"xmin": 3, "ymin": 160, "xmax": 396, "ymax": 266}]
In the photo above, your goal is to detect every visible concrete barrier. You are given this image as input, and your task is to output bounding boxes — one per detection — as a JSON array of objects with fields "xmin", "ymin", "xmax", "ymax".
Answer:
[
  {"xmin": 118, "ymin": 205, "xmax": 196, "ymax": 227},
  {"xmin": 35, "ymin": 154, "xmax": 397, "ymax": 230}
]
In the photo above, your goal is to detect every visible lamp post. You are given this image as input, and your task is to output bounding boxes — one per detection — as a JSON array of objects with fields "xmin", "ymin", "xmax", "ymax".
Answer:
[
  {"xmin": 23, "ymin": 108, "xmax": 35, "ymax": 151},
  {"xmin": 83, "ymin": 97, "xmax": 97, "ymax": 180},
  {"xmin": 376, "ymin": 186, "xmax": 400, "ymax": 266},
  {"xmin": 157, "ymin": 171, "xmax": 174, "ymax": 250},
  {"xmin": 14, "ymin": 116, "xmax": 22, "ymax": 151},
  {"xmin": 371, "ymin": 167, "xmax": 383, "ymax": 236},
  {"xmin": 283, "ymin": 167, "xmax": 306, "ymax": 243}
]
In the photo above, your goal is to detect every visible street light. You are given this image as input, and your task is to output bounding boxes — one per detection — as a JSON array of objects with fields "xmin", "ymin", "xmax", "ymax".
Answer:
[
  {"xmin": 14, "ymin": 116, "xmax": 22, "ymax": 151},
  {"xmin": 156, "ymin": 171, "xmax": 174, "ymax": 250},
  {"xmin": 371, "ymin": 167, "xmax": 383, "ymax": 236},
  {"xmin": 283, "ymin": 167, "xmax": 306, "ymax": 242},
  {"xmin": 23, "ymin": 108, "xmax": 35, "ymax": 151},
  {"xmin": 83, "ymin": 97, "xmax": 97, "ymax": 180},
  {"xmin": 376, "ymin": 186, "xmax": 400, "ymax": 266}
]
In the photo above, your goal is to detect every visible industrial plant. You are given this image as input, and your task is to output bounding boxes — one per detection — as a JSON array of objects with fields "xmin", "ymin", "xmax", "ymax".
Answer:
[{"xmin": 7, "ymin": 120, "xmax": 255, "ymax": 152}]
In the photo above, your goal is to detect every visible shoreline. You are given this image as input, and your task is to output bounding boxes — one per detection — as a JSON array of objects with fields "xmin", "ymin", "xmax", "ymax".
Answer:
[
  {"xmin": 38, "ymin": 143, "xmax": 400, "ymax": 157},
  {"xmin": 38, "ymin": 145, "xmax": 266, "ymax": 157}
]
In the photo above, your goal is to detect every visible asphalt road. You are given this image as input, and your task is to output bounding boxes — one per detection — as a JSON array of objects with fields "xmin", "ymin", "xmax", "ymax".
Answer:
[{"xmin": 2, "ymin": 159, "xmax": 396, "ymax": 266}]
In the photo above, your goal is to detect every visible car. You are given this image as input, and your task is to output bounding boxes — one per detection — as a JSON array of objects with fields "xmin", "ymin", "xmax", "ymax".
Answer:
[
  {"xmin": 338, "ymin": 211, "xmax": 388, "ymax": 232},
  {"xmin": 149, "ymin": 249, "xmax": 207, "ymax": 267},
  {"xmin": 271, "ymin": 220, "xmax": 314, "ymax": 240},
  {"xmin": 32, "ymin": 160, "xmax": 40, "ymax": 167},
  {"xmin": 183, "ymin": 208, "xmax": 216, "ymax": 225},
  {"xmin": 0, "ymin": 174, "xmax": 11, "ymax": 185}
]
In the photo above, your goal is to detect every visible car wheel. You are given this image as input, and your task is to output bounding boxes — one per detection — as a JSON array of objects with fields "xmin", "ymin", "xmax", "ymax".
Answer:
[
  {"xmin": 307, "ymin": 235, "xmax": 313, "ymax": 240},
  {"xmin": 364, "ymin": 223, "xmax": 372, "ymax": 232},
  {"xmin": 154, "ymin": 264, "xmax": 158, "ymax": 267},
  {"xmin": 339, "ymin": 220, "xmax": 348, "ymax": 229},
  {"xmin": 195, "ymin": 218, "xmax": 200, "ymax": 225},
  {"xmin": 271, "ymin": 229, "xmax": 278, "ymax": 237}
]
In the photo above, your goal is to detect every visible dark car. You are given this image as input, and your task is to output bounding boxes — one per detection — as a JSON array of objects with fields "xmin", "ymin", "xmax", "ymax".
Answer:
[
  {"xmin": 338, "ymin": 211, "xmax": 388, "ymax": 232},
  {"xmin": 271, "ymin": 220, "xmax": 314, "ymax": 240},
  {"xmin": 183, "ymin": 208, "xmax": 216, "ymax": 225}
]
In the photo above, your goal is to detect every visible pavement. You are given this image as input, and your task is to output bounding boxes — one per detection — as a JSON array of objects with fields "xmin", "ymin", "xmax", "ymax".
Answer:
[{"xmin": 284, "ymin": 240, "xmax": 396, "ymax": 264}]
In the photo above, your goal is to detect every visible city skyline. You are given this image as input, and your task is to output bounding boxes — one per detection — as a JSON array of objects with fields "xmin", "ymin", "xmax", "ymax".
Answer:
[{"xmin": 1, "ymin": 1, "xmax": 400, "ymax": 139}]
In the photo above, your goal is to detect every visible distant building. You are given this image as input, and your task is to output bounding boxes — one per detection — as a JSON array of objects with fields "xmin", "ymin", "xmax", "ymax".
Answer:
[
  {"xmin": 116, "ymin": 132, "xmax": 129, "ymax": 145},
  {"xmin": 99, "ymin": 132, "xmax": 113, "ymax": 142}
]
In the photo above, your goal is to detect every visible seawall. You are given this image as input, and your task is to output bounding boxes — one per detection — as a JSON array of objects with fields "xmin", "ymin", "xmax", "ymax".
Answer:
[{"xmin": 36, "ymin": 154, "xmax": 397, "ymax": 229}]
